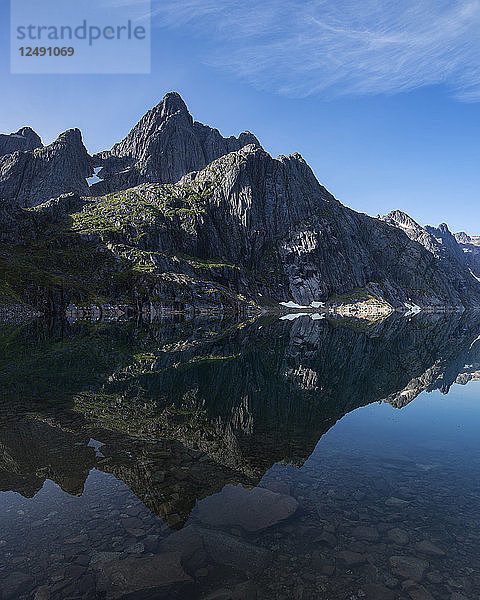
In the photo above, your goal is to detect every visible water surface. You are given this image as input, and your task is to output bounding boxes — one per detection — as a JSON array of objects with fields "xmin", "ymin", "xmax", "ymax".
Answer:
[{"xmin": 0, "ymin": 313, "xmax": 479, "ymax": 599}]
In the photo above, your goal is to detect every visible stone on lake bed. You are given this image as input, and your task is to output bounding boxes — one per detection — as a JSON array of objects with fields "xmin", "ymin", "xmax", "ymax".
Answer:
[
  {"xmin": 402, "ymin": 580, "xmax": 435, "ymax": 600},
  {"xmin": 351, "ymin": 525, "xmax": 379, "ymax": 541},
  {"xmin": 387, "ymin": 528, "xmax": 410, "ymax": 545},
  {"xmin": 385, "ymin": 497, "xmax": 410, "ymax": 507},
  {"xmin": 120, "ymin": 516, "xmax": 143, "ymax": 530},
  {"xmin": 315, "ymin": 531, "xmax": 338, "ymax": 547},
  {"xmin": 415, "ymin": 540, "xmax": 446, "ymax": 556},
  {"xmin": 200, "ymin": 528, "xmax": 272, "ymax": 576},
  {"xmin": 126, "ymin": 527, "xmax": 146, "ymax": 538},
  {"xmin": 362, "ymin": 583, "xmax": 397, "ymax": 600},
  {"xmin": 159, "ymin": 525, "xmax": 204, "ymax": 561},
  {"xmin": 89, "ymin": 552, "xmax": 123, "ymax": 571},
  {"xmin": 160, "ymin": 524, "xmax": 271, "ymax": 576},
  {"xmin": 93, "ymin": 551, "xmax": 193, "ymax": 599},
  {"xmin": 33, "ymin": 585, "xmax": 51, "ymax": 600},
  {"xmin": 0, "ymin": 571, "xmax": 34, "ymax": 600},
  {"xmin": 336, "ymin": 550, "xmax": 367, "ymax": 566},
  {"xmin": 195, "ymin": 484, "xmax": 298, "ymax": 532},
  {"xmin": 65, "ymin": 534, "xmax": 88, "ymax": 544},
  {"xmin": 390, "ymin": 555, "xmax": 429, "ymax": 581}
]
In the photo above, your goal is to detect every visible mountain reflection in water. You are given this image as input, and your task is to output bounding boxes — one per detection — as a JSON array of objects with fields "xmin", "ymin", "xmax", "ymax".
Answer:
[{"xmin": 0, "ymin": 313, "xmax": 479, "ymax": 600}]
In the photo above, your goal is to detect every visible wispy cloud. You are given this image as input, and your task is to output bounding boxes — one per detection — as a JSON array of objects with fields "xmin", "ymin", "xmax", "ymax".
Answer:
[{"xmin": 148, "ymin": 0, "xmax": 480, "ymax": 100}]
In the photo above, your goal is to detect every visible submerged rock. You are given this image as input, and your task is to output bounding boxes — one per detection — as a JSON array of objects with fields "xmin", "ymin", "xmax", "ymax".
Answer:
[
  {"xmin": 336, "ymin": 550, "xmax": 367, "ymax": 566},
  {"xmin": 92, "ymin": 551, "xmax": 193, "ymax": 599},
  {"xmin": 387, "ymin": 528, "xmax": 410, "ymax": 545},
  {"xmin": 389, "ymin": 555, "xmax": 429, "ymax": 581},
  {"xmin": 200, "ymin": 528, "xmax": 272, "ymax": 576},
  {"xmin": 195, "ymin": 484, "xmax": 298, "ymax": 532},
  {"xmin": 0, "ymin": 571, "xmax": 34, "ymax": 600},
  {"xmin": 415, "ymin": 539, "xmax": 446, "ymax": 556}
]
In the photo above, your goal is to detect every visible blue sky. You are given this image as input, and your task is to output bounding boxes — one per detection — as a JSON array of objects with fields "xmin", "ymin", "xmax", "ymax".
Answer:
[{"xmin": 1, "ymin": 0, "xmax": 480, "ymax": 233}]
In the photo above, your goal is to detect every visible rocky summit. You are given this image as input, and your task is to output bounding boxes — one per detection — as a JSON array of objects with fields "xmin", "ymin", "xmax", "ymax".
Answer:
[
  {"xmin": 0, "ymin": 92, "xmax": 479, "ymax": 314},
  {"xmin": 0, "ymin": 127, "xmax": 43, "ymax": 157},
  {"xmin": 91, "ymin": 91, "xmax": 260, "ymax": 195},
  {"xmin": 0, "ymin": 128, "xmax": 92, "ymax": 208}
]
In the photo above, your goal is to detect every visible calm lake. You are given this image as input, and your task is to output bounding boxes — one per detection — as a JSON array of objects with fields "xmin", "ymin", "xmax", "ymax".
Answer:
[{"xmin": 0, "ymin": 313, "xmax": 479, "ymax": 600}]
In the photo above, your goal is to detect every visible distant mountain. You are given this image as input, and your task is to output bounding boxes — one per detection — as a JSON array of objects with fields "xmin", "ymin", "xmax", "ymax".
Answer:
[
  {"xmin": 452, "ymin": 231, "xmax": 480, "ymax": 280},
  {"xmin": 455, "ymin": 231, "xmax": 480, "ymax": 246},
  {"xmin": 0, "ymin": 92, "xmax": 479, "ymax": 313}
]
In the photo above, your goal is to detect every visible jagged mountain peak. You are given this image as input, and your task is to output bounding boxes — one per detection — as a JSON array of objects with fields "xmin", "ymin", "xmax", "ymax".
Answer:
[
  {"xmin": 15, "ymin": 126, "xmax": 42, "ymax": 144},
  {"xmin": 0, "ymin": 126, "xmax": 43, "ymax": 157},
  {"xmin": 383, "ymin": 210, "xmax": 422, "ymax": 231},
  {"xmin": 455, "ymin": 231, "xmax": 480, "ymax": 247},
  {"xmin": 91, "ymin": 92, "xmax": 261, "ymax": 194},
  {"xmin": 0, "ymin": 127, "xmax": 92, "ymax": 208},
  {"xmin": 3, "ymin": 94, "xmax": 480, "ymax": 312},
  {"xmin": 437, "ymin": 222, "xmax": 451, "ymax": 233},
  {"xmin": 156, "ymin": 91, "xmax": 191, "ymax": 119},
  {"xmin": 55, "ymin": 128, "xmax": 84, "ymax": 143},
  {"xmin": 455, "ymin": 231, "xmax": 472, "ymax": 244}
]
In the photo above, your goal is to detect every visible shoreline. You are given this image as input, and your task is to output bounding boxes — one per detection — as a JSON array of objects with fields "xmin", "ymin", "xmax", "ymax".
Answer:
[{"xmin": 0, "ymin": 301, "xmax": 473, "ymax": 325}]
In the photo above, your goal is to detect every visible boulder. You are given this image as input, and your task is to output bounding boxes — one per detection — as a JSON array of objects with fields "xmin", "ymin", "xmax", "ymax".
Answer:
[{"xmin": 195, "ymin": 484, "xmax": 298, "ymax": 532}]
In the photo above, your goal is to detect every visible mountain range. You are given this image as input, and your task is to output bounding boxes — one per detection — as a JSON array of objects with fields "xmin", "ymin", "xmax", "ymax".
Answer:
[{"xmin": 1, "ymin": 92, "xmax": 479, "ymax": 314}]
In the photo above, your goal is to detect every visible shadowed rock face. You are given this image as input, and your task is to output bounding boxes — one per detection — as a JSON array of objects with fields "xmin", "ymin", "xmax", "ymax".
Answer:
[
  {"xmin": 1, "ymin": 312, "xmax": 480, "ymax": 526},
  {"xmin": 0, "ymin": 127, "xmax": 42, "ymax": 156},
  {"xmin": 91, "ymin": 92, "xmax": 260, "ymax": 194},
  {"xmin": 0, "ymin": 129, "xmax": 92, "ymax": 208}
]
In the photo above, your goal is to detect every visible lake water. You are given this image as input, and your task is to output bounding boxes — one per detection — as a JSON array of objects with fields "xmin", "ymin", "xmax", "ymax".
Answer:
[{"xmin": 0, "ymin": 313, "xmax": 479, "ymax": 600}]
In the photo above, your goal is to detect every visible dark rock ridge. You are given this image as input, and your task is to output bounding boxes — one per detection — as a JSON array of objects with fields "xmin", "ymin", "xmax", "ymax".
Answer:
[
  {"xmin": 1, "ymin": 92, "xmax": 480, "ymax": 311},
  {"xmin": 0, "ymin": 128, "xmax": 93, "ymax": 208},
  {"xmin": 0, "ymin": 126, "xmax": 42, "ymax": 156},
  {"xmin": 91, "ymin": 92, "xmax": 260, "ymax": 195}
]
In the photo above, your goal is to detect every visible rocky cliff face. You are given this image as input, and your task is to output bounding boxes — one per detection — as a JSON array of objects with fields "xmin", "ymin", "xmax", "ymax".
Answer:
[
  {"xmin": 91, "ymin": 92, "xmax": 259, "ymax": 195},
  {"xmin": 54, "ymin": 144, "xmax": 480, "ymax": 310},
  {"xmin": 0, "ymin": 127, "xmax": 42, "ymax": 157},
  {"xmin": 452, "ymin": 231, "xmax": 480, "ymax": 279},
  {"xmin": 0, "ymin": 129, "xmax": 92, "ymax": 208},
  {"xmin": 0, "ymin": 92, "xmax": 479, "ymax": 312}
]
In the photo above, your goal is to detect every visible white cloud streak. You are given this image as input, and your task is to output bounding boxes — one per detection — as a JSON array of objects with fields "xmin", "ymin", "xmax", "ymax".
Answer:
[{"xmin": 149, "ymin": 0, "xmax": 480, "ymax": 100}]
